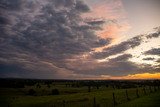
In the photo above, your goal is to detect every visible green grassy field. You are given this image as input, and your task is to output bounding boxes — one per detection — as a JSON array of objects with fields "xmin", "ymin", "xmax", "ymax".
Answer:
[
  {"xmin": 0, "ymin": 82, "xmax": 159, "ymax": 107},
  {"xmin": 117, "ymin": 90, "xmax": 160, "ymax": 107}
]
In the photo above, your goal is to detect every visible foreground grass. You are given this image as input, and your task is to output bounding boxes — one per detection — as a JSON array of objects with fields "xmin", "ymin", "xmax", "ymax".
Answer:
[
  {"xmin": 117, "ymin": 90, "xmax": 160, "ymax": 107},
  {"xmin": 0, "ymin": 86, "xmax": 159, "ymax": 107},
  {"xmin": 0, "ymin": 88, "xmax": 114, "ymax": 107}
]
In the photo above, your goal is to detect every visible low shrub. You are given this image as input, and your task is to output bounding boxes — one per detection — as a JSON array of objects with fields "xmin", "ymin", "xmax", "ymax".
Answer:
[{"xmin": 51, "ymin": 89, "xmax": 59, "ymax": 95}]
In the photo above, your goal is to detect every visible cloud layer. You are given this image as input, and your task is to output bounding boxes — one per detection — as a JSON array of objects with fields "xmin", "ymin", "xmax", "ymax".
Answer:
[
  {"xmin": 0, "ymin": 0, "xmax": 159, "ymax": 79},
  {"xmin": 0, "ymin": 0, "xmax": 111, "ymax": 78}
]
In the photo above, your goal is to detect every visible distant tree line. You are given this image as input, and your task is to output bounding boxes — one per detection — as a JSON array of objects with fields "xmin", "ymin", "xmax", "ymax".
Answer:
[{"xmin": 0, "ymin": 78, "xmax": 160, "ymax": 89}]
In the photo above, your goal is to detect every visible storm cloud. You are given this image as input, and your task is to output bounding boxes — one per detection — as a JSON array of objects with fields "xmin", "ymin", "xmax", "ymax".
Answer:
[
  {"xmin": 91, "ymin": 35, "xmax": 143, "ymax": 59},
  {"xmin": 143, "ymin": 57, "xmax": 155, "ymax": 61},
  {"xmin": 146, "ymin": 27, "xmax": 160, "ymax": 39},
  {"xmin": 144, "ymin": 48, "xmax": 160, "ymax": 56},
  {"xmin": 0, "ymin": 0, "xmax": 110, "ymax": 78},
  {"xmin": 0, "ymin": 0, "xmax": 159, "ymax": 79},
  {"xmin": 66, "ymin": 54, "xmax": 142, "ymax": 76}
]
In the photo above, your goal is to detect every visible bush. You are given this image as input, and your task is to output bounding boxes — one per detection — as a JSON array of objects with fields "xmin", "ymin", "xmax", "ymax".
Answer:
[
  {"xmin": 36, "ymin": 84, "xmax": 41, "ymax": 88},
  {"xmin": 28, "ymin": 89, "xmax": 36, "ymax": 95},
  {"xmin": 51, "ymin": 89, "xmax": 59, "ymax": 95},
  {"xmin": 47, "ymin": 84, "xmax": 51, "ymax": 88}
]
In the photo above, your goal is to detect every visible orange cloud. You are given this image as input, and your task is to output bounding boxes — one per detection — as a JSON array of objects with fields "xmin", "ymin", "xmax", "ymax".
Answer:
[
  {"xmin": 98, "ymin": 23, "xmax": 120, "ymax": 39},
  {"xmin": 97, "ymin": 21, "xmax": 131, "ymax": 39},
  {"xmin": 83, "ymin": 0, "xmax": 131, "ymax": 41},
  {"xmin": 84, "ymin": 0, "xmax": 126, "ymax": 19}
]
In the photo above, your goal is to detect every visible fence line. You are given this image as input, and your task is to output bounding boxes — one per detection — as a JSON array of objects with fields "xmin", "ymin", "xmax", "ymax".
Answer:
[{"xmin": 50, "ymin": 86, "xmax": 160, "ymax": 107}]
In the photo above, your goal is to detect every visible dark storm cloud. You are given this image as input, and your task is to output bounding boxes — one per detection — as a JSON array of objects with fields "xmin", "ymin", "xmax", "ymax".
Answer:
[
  {"xmin": 143, "ymin": 57, "xmax": 155, "ymax": 61},
  {"xmin": 108, "ymin": 54, "xmax": 132, "ymax": 62},
  {"xmin": 0, "ymin": 64, "xmax": 30, "ymax": 78},
  {"xmin": 91, "ymin": 27, "xmax": 160, "ymax": 60},
  {"xmin": 0, "ymin": 0, "xmax": 108, "ymax": 55},
  {"xmin": 67, "ymin": 54, "xmax": 141, "ymax": 76},
  {"xmin": 146, "ymin": 27, "xmax": 160, "ymax": 39},
  {"xmin": 1, "ymin": 0, "xmax": 159, "ymax": 79},
  {"xmin": 144, "ymin": 48, "xmax": 160, "ymax": 56},
  {"xmin": 0, "ymin": 16, "xmax": 9, "ymax": 25},
  {"xmin": 86, "ymin": 19, "xmax": 105, "ymax": 25},
  {"xmin": 0, "ymin": 0, "xmax": 110, "ymax": 78},
  {"xmin": 0, "ymin": 0, "xmax": 22, "ymax": 10},
  {"xmin": 101, "ymin": 54, "xmax": 140, "ymax": 76},
  {"xmin": 146, "ymin": 32, "xmax": 160, "ymax": 39},
  {"xmin": 92, "ymin": 35, "xmax": 143, "ymax": 59},
  {"xmin": 75, "ymin": 0, "xmax": 90, "ymax": 12},
  {"xmin": 104, "ymin": 54, "xmax": 160, "ymax": 76},
  {"xmin": 0, "ymin": 62, "xmax": 64, "ymax": 79},
  {"xmin": 67, "ymin": 53, "xmax": 160, "ymax": 76}
]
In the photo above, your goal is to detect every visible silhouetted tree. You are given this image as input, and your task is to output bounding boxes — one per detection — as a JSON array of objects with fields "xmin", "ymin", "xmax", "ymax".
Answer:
[
  {"xmin": 28, "ymin": 89, "xmax": 36, "ymax": 95},
  {"xmin": 51, "ymin": 89, "xmax": 59, "ymax": 95},
  {"xmin": 47, "ymin": 84, "xmax": 51, "ymax": 88},
  {"xmin": 36, "ymin": 83, "xmax": 41, "ymax": 88}
]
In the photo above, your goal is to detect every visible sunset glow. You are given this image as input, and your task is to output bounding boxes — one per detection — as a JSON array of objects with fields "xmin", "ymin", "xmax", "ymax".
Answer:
[{"xmin": 125, "ymin": 73, "xmax": 160, "ymax": 79}]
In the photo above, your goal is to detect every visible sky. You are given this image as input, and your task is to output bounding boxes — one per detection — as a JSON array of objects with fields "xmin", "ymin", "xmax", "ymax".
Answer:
[{"xmin": 0, "ymin": 0, "xmax": 160, "ymax": 79}]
